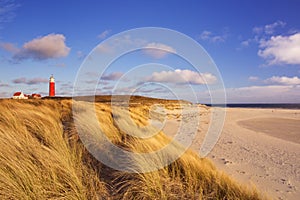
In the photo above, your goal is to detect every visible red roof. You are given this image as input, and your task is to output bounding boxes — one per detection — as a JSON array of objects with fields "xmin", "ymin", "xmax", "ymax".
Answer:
[
  {"xmin": 32, "ymin": 93, "xmax": 41, "ymax": 97},
  {"xmin": 13, "ymin": 92, "xmax": 22, "ymax": 96}
]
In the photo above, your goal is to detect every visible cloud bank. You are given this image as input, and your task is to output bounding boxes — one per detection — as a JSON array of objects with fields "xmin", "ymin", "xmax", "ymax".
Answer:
[
  {"xmin": 147, "ymin": 69, "xmax": 217, "ymax": 85},
  {"xmin": 12, "ymin": 77, "xmax": 48, "ymax": 85},
  {"xmin": 224, "ymin": 85, "xmax": 300, "ymax": 103},
  {"xmin": 265, "ymin": 76, "xmax": 300, "ymax": 85}
]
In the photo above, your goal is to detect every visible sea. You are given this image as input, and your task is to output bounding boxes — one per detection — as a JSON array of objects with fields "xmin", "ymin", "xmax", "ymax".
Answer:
[{"xmin": 204, "ymin": 103, "xmax": 300, "ymax": 109}]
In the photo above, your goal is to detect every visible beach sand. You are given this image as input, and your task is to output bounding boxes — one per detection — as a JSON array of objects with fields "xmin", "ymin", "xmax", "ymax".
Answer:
[
  {"xmin": 163, "ymin": 106, "xmax": 300, "ymax": 200},
  {"xmin": 238, "ymin": 117, "xmax": 300, "ymax": 144}
]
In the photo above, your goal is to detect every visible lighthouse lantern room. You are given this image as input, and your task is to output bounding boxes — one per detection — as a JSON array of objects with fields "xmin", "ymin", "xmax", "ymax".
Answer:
[{"xmin": 49, "ymin": 75, "xmax": 55, "ymax": 97}]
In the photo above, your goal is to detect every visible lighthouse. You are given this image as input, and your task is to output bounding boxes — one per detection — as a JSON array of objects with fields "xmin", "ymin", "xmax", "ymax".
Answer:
[{"xmin": 49, "ymin": 74, "xmax": 55, "ymax": 97}]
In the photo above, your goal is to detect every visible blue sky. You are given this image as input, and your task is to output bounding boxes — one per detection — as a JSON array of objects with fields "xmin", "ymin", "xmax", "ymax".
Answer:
[{"xmin": 0, "ymin": 0, "xmax": 300, "ymax": 103}]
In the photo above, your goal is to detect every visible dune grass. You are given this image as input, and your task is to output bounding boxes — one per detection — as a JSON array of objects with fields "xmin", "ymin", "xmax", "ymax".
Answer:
[
  {"xmin": 0, "ymin": 98, "xmax": 266, "ymax": 199},
  {"xmin": 0, "ymin": 99, "xmax": 107, "ymax": 199}
]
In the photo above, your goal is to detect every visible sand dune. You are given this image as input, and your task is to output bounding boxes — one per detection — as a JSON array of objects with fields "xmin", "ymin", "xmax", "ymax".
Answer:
[{"xmin": 0, "ymin": 99, "xmax": 263, "ymax": 199}]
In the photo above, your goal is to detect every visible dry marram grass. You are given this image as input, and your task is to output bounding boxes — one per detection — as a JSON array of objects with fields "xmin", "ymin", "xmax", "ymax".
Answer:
[{"xmin": 0, "ymin": 98, "xmax": 267, "ymax": 199}]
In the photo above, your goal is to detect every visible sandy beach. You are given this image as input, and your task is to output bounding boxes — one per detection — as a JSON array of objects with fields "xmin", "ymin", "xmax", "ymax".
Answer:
[
  {"xmin": 163, "ymin": 106, "xmax": 300, "ymax": 200},
  {"xmin": 205, "ymin": 107, "xmax": 300, "ymax": 200}
]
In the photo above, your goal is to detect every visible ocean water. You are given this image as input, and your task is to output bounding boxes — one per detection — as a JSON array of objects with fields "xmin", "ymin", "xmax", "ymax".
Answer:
[{"xmin": 204, "ymin": 104, "xmax": 300, "ymax": 109}]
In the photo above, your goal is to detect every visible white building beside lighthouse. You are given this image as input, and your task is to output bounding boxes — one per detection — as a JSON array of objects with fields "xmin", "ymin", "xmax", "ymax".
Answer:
[{"xmin": 12, "ymin": 92, "xmax": 28, "ymax": 99}]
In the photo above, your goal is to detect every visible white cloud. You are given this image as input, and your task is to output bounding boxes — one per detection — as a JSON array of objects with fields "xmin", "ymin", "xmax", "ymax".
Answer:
[
  {"xmin": 12, "ymin": 33, "xmax": 70, "ymax": 60},
  {"xmin": 113, "ymin": 86, "xmax": 136, "ymax": 94},
  {"xmin": 265, "ymin": 76, "xmax": 300, "ymax": 85},
  {"xmin": 252, "ymin": 27, "xmax": 263, "ymax": 34},
  {"xmin": 12, "ymin": 77, "xmax": 26, "ymax": 84},
  {"xmin": 101, "ymin": 72, "xmax": 124, "ymax": 81},
  {"xmin": 234, "ymin": 85, "xmax": 291, "ymax": 95},
  {"xmin": 77, "ymin": 51, "xmax": 86, "ymax": 59},
  {"xmin": 112, "ymin": 35, "xmax": 146, "ymax": 48},
  {"xmin": 238, "ymin": 36, "xmax": 260, "ymax": 49},
  {"xmin": 241, "ymin": 21, "xmax": 286, "ymax": 49},
  {"xmin": 143, "ymin": 43, "xmax": 176, "ymax": 59},
  {"xmin": 199, "ymin": 30, "xmax": 227, "ymax": 43},
  {"xmin": 248, "ymin": 76, "xmax": 259, "ymax": 81},
  {"xmin": 97, "ymin": 30, "xmax": 111, "ymax": 39},
  {"xmin": 95, "ymin": 35, "xmax": 147, "ymax": 54},
  {"xmin": 241, "ymin": 40, "xmax": 250, "ymax": 47},
  {"xmin": 264, "ymin": 21, "xmax": 286, "ymax": 35},
  {"xmin": 0, "ymin": 0, "xmax": 19, "ymax": 27},
  {"xmin": 83, "ymin": 72, "xmax": 125, "ymax": 84},
  {"xmin": 95, "ymin": 38, "xmax": 175, "ymax": 59},
  {"xmin": 0, "ymin": 81, "xmax": 10, "ymax": 87},
  {"xmin": 147, "ymin": 69, "xmax": 217, "ymax": 85},
  {"xmin": 95, "ymin": 43, "xmax": 114, "ymax": 53},
  {"xmin": 222, "ymin": 75, "xmax": 300, "ymax": 102},
  {"xmin": 0, "ymin": 42, "xmax": 18, "ymax": 53},
  {"xmin": 258, "ymin": 33, "xmax": 300, "ymax": 65},
  {"xmin": 0, "ymin": 91, "xmax": 9, "ymax": 98},
  {"xmin": 12, "ymin": 77, "xmax": 48, "ymax": 85},
  {"xmin": 224, "ymin": 85, "xmax": 300, "ymax": 103},
  {"xmin": 253, "ymin": 20, "xmax": 286, "ymax": 35},
  {"xmin": 26, "ymin": 78, "xmax": 48, "ymax": 85},
  {"xmin": 199, "ymin": 31, "xmax": 212, "ymax": 40}
]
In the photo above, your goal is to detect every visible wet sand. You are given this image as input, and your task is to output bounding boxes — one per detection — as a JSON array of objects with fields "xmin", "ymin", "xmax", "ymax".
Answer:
[{"xmin": 238, "ymin": 117, "xmax": 300, "ymax": 144}]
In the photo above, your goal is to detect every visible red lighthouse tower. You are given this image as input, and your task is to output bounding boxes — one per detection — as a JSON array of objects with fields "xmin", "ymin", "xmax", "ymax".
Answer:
[{"xmin": 49, "ymin": 74, "xmax": 55, "ymax": 97}]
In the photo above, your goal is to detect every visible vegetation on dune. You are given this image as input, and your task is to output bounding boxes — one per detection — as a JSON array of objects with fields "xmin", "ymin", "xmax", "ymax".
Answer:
[
  {"xmin": 0, "ymin": 98, "xmax": 265, "ymax": 199},
  {"xmin": 0, "ymin": 100, "xmax": 107, "ymax": 200}
]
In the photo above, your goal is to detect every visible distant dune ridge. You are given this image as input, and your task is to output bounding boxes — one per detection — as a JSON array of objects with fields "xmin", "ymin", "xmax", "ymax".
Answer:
[{"xmin": 0, "ymin": 97, "xmax": 264, "ymax": 199}]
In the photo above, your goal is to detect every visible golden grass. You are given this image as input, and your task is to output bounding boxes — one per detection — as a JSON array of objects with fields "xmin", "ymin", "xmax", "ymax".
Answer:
[
  {"xmin": 0, "ymin": 98, "xmax": 267, "ymax": 199},
  {"xmin": 0, "ymin": 99, "xmax": 107, "ymax": 199}
]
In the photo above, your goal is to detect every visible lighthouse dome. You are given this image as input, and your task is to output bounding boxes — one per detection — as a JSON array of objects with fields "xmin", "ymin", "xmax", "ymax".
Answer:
[{"xmin": 50, "ymin": 74, "xmax": 55, "ymax": 82}]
